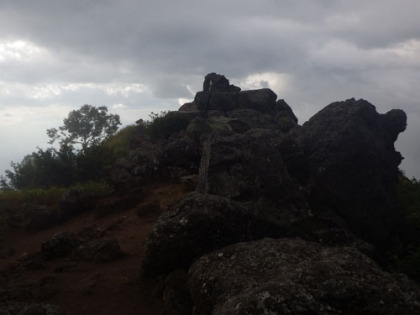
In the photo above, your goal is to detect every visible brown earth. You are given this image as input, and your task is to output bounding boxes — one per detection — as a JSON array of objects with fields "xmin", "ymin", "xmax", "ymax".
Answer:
[{"xmin": 0, "ymin": 182, "xmax": 187, "ymax": 315}]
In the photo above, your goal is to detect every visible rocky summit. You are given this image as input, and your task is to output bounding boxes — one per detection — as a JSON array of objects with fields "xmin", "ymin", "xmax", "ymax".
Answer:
[
  {"xmin": 133, "ymin": 73, "xmax": 419, "ymax": 314},
  {"xmin": 1, "ymin": 73, "xmax": 418, "ymax": 314}
]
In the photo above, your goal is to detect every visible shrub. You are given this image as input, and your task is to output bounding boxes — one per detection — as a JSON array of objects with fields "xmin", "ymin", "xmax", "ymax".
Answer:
[
  {"xmin": 146, "ymin": 111, "xmax": 191, "ymax": 142},
  {"xmin": 103, "ymin": 124, "xmax": 139, "ymax": 156},
  {"xmin": 394, "ymin": 173, "xmax": 420, "ymax": 282}
]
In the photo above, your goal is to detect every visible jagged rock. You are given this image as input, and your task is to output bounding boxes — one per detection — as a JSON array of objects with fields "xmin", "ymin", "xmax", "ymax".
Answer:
[
  {"xmin": 110, "ymin": 150, "xmax": 159, "ymax": 190},
  {"xmin": 142, "ymin": 76, "xmax": 410, "ymax": 281},
  {"xmin": 224, "ymin": 109, "xmax": 278, "ymax": 131},
  {"xmin": 195, "ymin": 90, "xmax": 240, "ymax": 111},
  {"xmin": 202, "ymin": 73, "xmax": 241, "ymax": 93},
  {"xmin": 295, "ymin": 98, "xmax": 407, "ymax": 251},
  {"xmin": 110, "ymin": 135, "xmax": 201, "ymax": 190},
  {"xmin": 157, "ymin": 137, "xmax": 201, "ymax": 173},
  {"xmin": 237, "ymin": 88, "xmax": 277, "ymax": 112},
  {"xmin": 141, "ymin": 189, "xmax": 313, "ymax": 277},
  {"xmin": 41, "ymin": 232, "xmax": 81, "ymax": 260},
  {"xmin": 127, "ymin": 73, "xmax": 418, "ymax": 314},
  {"xmin": 206, "ymin": 131, "xmax": 306, "ymax": 203},
  {"xmin": 189, "ymin": 238, "xmax": 420, "ymax": 315},
  {"xmin": 194, "ymin": 73, "xmax": 241, "ymax": 111},
  {"xmin": 75, "ymin": 238, "xmax": 124, "ymax": 262},
  {"xmin": 178, "ymin": 101, "xmax": 197, "ymax": 112},
  {"xmin": 141, "ymin": 193, "xmax": 251, "ymax": 277},
  {"xmin": 275, "ymin": 99, "xmax": 299, "ymax": 132}
]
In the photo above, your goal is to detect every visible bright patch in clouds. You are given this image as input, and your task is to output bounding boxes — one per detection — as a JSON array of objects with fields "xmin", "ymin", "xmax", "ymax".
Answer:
[
  {"xmin": 391, "ymin": 39, "xmax": 420, "ymax": 62},
  {"xmin": 105, "ymin": 84, "xmax": 147, "ymax": 97},
  {"xmin": 178, "ymin": 98, "xmax": 192, "ymax": 106},
  {"xmin": 112, "ymin": 103, "xmax": 126, "ymax": 109},
  {"xmin": 0, "ymin": 81, "xmax": 148, "ymax": 101},
  {"xmin": 0, "ymin": 40, "xmax": 46, "ymax": 62},
  {"xmin": 238, "ymin": 73, "xmax": 291, "ymax": 96}
]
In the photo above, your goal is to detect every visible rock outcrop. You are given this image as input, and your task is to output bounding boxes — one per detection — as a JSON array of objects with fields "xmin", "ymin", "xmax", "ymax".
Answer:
[
  {"xmin": 295, "ymin": 98, "xmax": 407, "ymax": 252},
  {"xmin": 189, "ymin": 238, "xmax": 420, "ymax": 314},
  {"xmin": 133, "ymin": 73, "xmax": 416, "ymax": 313}
]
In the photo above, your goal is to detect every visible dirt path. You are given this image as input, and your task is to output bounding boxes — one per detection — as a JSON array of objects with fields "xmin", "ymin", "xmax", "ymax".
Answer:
[{"xmin": 0, "ymin": 183, "xmax": 186, "ymax": 315}]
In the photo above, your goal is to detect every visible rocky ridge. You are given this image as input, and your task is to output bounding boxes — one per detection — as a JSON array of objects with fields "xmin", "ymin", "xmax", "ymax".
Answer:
[
  {"xmin": 1, "ymin": 72, "xmax": 417, "ymax": 314},
  {"xmin": 132, "ymin": 73, "xmax": 419, "ymax": 314}
]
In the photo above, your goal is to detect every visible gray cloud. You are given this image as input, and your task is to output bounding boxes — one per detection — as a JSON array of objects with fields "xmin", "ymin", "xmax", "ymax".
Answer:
[{"xmin": 0, "ymin": 0, "xmax": 419, "ymax": 178}]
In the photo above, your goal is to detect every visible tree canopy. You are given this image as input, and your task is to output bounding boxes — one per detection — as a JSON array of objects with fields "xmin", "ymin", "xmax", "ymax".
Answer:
[
  {"xmin": 1, "ymin": 105, "xmax": 122, "ymax": 190},
  {"xmin": 47, "ymin": 104, "xmax": 121, "ymax": 152}
]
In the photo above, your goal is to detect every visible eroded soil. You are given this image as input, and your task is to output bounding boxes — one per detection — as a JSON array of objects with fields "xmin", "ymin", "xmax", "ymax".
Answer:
[{"xmin": 0, "ymin": 183, "xmax": 187, "ymax": 315}]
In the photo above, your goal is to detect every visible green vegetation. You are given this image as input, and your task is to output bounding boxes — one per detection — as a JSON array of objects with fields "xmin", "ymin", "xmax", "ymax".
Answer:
[
  {"xmin": 0, "ymin": 109, "xmax": 192, "ymax": 192},
  {"xmin": 0, "ymin": 105, "xmax": 125, "ymax": 191},
  {"xmin": 0, "ymin": 108, "xmax": 194, "ymax": 232},
  {"xmin": 0, "ymin": 181, "xmax": 111, "ymax": 209},
  {"xmin": 47, "ymin": 104, "xmax": 121, "ymax": 153},
  {"xmin": 394, "ymin": 174, "xmax": 420, "ymax": 282},
  {"xmin": 145, "ymin": 111, "xmax": 191, "ymax": 142},
  {"xmin": 102, "ymin": 124, "xmax": 139, "ymax": 156}
]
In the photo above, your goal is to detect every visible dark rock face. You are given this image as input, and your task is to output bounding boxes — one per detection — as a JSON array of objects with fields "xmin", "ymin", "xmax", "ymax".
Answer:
[
  {"xmin": 202, "ymin": 73, "xmax": 240, "ymax": 93},
  {"xmin": 110, "ymin": 150, "xmax": 159, "ymax": 191},
  {"xmin": 136, "ymin": 73, "xmax": 414, "ymax": 313},
  {"xmin": 189, "ymin": 238, "xmax": 420, "ymax": 315},
  {"xmin": 295, "ymin": 98, "xmax": 407, "ymax": 250},
  {"xmin": 142, "ymin": 193, "xmax": 252, "ymax": 277},
  {"xmin": 75, "ymin": 238, "xmax": 123, "ymax": 262},
  {"xmin": 194, "ymin": 73, "xmax": 241, "ymax": 111},
  {"xmin": 238, "ymin": 88, "xmax": 277, "ymax": 112}
]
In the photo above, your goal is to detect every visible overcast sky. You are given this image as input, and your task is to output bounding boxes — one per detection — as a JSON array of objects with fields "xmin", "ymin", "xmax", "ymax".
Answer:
[{"xmin": 0, "ymin": 0, "xmax": 419, "ymax": 179}]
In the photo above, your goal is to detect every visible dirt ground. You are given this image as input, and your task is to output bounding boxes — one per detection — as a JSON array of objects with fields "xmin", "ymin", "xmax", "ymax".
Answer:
[{"xmin": 0, "ymin": 183, "xmax": 187, "ymax": 315}]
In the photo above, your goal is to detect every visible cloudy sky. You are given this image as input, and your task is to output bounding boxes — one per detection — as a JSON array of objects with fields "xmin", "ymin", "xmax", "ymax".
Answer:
[{"xmin": 0, "ymin": 0, "xmax": 419, "ymax": 178}]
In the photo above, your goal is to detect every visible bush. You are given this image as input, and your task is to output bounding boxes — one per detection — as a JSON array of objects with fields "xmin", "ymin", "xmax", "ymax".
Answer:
[
  {"xmin": 146, "ymin": 111, "xmax": 191, "ymax": 142},
  {"xmin": 394, "ymin": 173, "xmax": 420, "ymax": 282},
  {"xmin": 103, "ymin": 124, "xmax": 139, "ymax": 156}
]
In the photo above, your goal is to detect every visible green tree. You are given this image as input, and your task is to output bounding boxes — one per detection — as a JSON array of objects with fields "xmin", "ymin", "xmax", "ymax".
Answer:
[
  {"xmin": 47, "ymin": 105, "xmax": 121, "ymax": 153},
  {"xmin": 2, "ymin": 147, "xmax": 76, "ymax": 189}
]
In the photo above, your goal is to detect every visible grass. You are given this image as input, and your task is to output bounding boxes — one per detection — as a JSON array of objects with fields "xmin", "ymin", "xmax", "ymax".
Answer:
[{"xmin": 0, "ymin": 181, "xmax": 112, "ymax": 212}]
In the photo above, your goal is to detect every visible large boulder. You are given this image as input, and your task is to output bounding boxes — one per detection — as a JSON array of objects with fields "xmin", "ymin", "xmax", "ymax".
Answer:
[
  {"xmin": 195, "ymin": 73, "xmax": 241, "ymax": 111},
  {"xmin": 237, "ymin": 88, "xmax": 277, "ymax": 112},
  {"xmin": 41, "ymin": 231, "xmax": 81, "ymax": 259},
  {"xmin": 294, "ymin": 98, "xmax": 407, "ymax": 251},
  {"xmin": 202, "ymin": 73, "xmax": 241, "ymax": 93},
  {"xmin": 141, "ymin": 191, "xmax": 313, "ymax": 278},
  {"xmin": 141, "ymin": 193, "xmax": 252, "ymax": 277},
  {"xmin": 75, "ymin": 238, "xmax": 124, "ymax": 262},
  {"xmin": 189, "ymin": 238, "xmax": 420, "ymax": 315}
]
